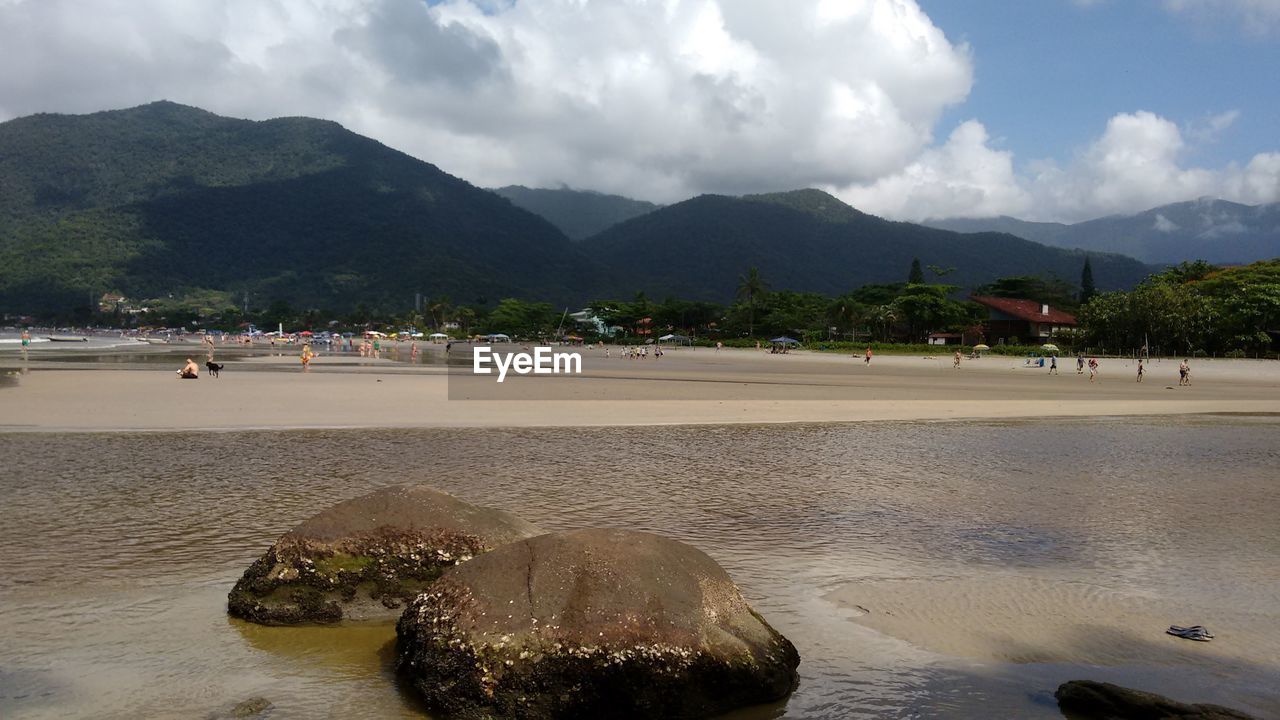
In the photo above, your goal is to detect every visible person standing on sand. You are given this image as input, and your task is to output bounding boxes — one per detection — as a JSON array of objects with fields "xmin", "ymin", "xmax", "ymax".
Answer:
[
  {"xmin": 1136, "ymin": 358, "xmax": 1145, "ymax": 382},
  {"xmin": 1088, "ymin": 357, "xmax": 1099, "ymax": 382},
  {"xmin": 715, "ymin": 341, "xmax": 723, "ymax": 353},
  {"xmin": 953, "ymin": 350, "xmax": 962, "ymax": 369},
  {"xmin": 1049, "ymin": 354, "xmax": 1059, "ymax": 375},
  {"xmin": 1077, "ymin": 354, "xmax": 1085, "ymax": 374},
  {"xmin": 1179, "ymin": 359, "xmax": 1191, "ymax": 386},
  {"xmin": 864, "ymin": 347, "xmax": 873, "ymax": 365},
  {"xmin": 301, "ymin": 344, "xmax": 314, "ymax": 372}
]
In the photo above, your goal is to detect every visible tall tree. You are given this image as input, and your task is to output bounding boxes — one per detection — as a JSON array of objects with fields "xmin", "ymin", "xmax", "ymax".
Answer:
[
  {"xmin": 908, "ymin": 257, "xmax": 925, "ymax": 284},
  {"xmin": 736, "ymin": 267, "xmax": 769, "ymax": 337},
  {"xmin": 1080, "ymin": 258, "xmax": 1096, "ymax": 304}
]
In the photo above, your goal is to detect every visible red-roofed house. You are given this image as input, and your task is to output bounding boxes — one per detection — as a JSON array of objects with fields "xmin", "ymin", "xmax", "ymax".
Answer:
[{"xmin": 970, "ymin": 296, "xmax": 1077, "ymax": 344}]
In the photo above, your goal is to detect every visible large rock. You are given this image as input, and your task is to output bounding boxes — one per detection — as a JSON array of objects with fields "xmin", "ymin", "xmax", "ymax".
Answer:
[
  {"xmin": 1056, "ymin": 680, "xmax": 1256, "ymax": 719},
  {"xmin": 228, "ymin": 485, "xmax": 541, "ymax": 624},
  {"xmin": 396, "ymin": 528, "xmax": 800, "ymax": 719}
]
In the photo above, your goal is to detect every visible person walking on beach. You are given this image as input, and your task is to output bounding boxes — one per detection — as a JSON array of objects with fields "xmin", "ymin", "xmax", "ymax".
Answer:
[
  {"xmin": 301, "ymin": 344, "xmax": 315, "ymax": 372},
  {"xmin": 1136, "ymin": 358, "xmax": 1145, "ymax": 382},
  {"xmin": 1076, "ymin": 354, "xmax": 1085, "ymax": 374},
  {"xmin": 1179, "ymin": 359, "xmax": 1191, "ymax": 386},
  {"xmin": 864, "ymin": 347, "xmax": 873, "ymax": 365},
  {"xmin": 953, "ymin": 350, "xmax": 962, "ymax": 369},
  {"xmin": 1088, "ymin": 357, "xmax": 1099, "ymax": 382},
  {"xmin": 1049, "ymin": 354, "xmax": 1059, "ymax": 375},
  {"xmin": 715, "ymin": 341, "xmax": 723, "ymax": 354}
]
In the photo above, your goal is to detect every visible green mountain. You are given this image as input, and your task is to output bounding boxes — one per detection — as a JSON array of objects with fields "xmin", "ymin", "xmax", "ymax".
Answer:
[
  {"xmin": 926, "ymin": 199, "xmax": 1280, "ymax": 265},
  {"xmin": 491, "ymin": 185, "xmax": 659, "ymax": 240},
  {"xmin": 0, "ymin": 101, "xmax": 591, "ymax": 313},
  {"xmin": 588, "ymin": 190, "xmax": 1151, "ymax": 301}
]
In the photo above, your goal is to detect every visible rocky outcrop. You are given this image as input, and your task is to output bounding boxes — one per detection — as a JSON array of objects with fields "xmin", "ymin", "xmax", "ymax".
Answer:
[
  {"xmin": 396, "ymin": 528, "xmax": 800, "ymax": 719},
  {"xmin": 228, "ymin": 485, "xmax": 541, "ymax": 625},
  {"xmin": 1056, "ymin": 680, "xmax": 1256, "ymax": 719}
]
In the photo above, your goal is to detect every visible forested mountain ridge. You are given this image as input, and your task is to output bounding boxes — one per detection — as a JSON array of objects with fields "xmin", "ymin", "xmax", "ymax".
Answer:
[
  {"xmin": 587, "ymin": 190, "xmax": 1151, "ymax": 301},
  {"xmin": 927, "ymin": 199, "xmax": 1280, "ymax": 265},
  {"xmin": 0, "ymin": 101, "xmax": 592, "ymax": 313},
  {"xmin": 491, "ymin": 186, "xmax": 659, "ymax": 240},
  {"xmin": 2, "ymin": 103, "xmax": 1156, "ymax": 319}
]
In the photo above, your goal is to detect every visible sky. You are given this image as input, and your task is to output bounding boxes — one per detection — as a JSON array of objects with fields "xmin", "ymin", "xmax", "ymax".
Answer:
[{"xmin": 0, "ymin": 0, "xmax": 1277, "ymax": 222}]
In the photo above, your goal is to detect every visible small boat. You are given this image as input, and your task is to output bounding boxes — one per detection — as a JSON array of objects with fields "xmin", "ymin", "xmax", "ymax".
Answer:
[{"xmin": 46, "ymin": 335, "xmax": 89, "ymax": 342}]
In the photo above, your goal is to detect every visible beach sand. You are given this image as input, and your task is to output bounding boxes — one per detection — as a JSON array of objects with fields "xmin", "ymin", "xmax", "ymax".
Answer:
[{"xmin": 1, "ymin": 346, "xmax": 1277, "ymax": 431}]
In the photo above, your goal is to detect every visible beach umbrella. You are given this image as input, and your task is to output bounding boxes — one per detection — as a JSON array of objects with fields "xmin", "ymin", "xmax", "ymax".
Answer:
[
  {"xmin": 973, "ymin": 344, "xmax": 990, "ymax": 350},
  {"xmin": 298, "ymin": 330, "xmax": 313, "ymax": 336},
  {"xmin": 770, "ymin": 336, "xmax": 800, "ymax": 344},
  {"xmin": 1041, "ymin": 343, "xmax": 1060, "ymax": 352}
]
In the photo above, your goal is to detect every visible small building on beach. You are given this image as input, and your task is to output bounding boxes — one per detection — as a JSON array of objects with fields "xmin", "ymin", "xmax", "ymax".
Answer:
[{"xmin": 970, "ymin": 296, "xmax": 1077, "ymax": 345}]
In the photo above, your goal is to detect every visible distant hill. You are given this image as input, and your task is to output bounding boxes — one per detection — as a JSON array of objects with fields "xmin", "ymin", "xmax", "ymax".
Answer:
[
  {"xmin": 927, "ymin": 199, "xmax": 1280, "ymax": 264},
  {"xmin": 491, "ymin": 186, "xmax": 659, "ymax": 240},
  {"xmin": 588, "ymin": 190, "xmax": 1150, "ymax": 301},
  {"xmin": 0, "ymin": 102, "xmax": 592, "ymax": 313}
]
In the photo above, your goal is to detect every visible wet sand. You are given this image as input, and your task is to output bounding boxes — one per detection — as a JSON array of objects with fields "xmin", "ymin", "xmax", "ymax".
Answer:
[{"xmin": 2, "ymin": 347, "xmax": 1278, "ymax": 431}]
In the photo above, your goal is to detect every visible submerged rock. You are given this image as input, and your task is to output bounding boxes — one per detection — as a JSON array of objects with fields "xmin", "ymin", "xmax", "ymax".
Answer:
[
  {"xmin": 228, "ymin": 696, "xmax": 272, "ymax": 718},
  {"xmin": 396, "ymin": 528, "xmax": 800, "ymax": 719},
  {"xmin": 1056, "ymin": 680, "xmax": 1256, "ymax": 719},
  {"xmin": 228, "ymin": 485, "xmax": 541, "ymax": 625}
]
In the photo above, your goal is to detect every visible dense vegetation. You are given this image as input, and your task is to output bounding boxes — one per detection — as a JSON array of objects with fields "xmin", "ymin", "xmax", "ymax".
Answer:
[
  {"xmin": 0, "ymin": 101, "xmax": 591, "ymax": 315},
  {"xmin": 491, "ymin": 186, "xmax": 659, "ymax": 240},
  {"xmin": 588, "ymin": 190, "xmax": 1151, "ymax": 301},
  {"xmin": 1078, "ymin": 259, "xmax": 1280, "ymax": 356}
]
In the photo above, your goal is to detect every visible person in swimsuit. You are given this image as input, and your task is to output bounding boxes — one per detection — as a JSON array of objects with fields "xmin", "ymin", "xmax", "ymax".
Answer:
[
  {"xmin": 1136, "ymin": 359, "xmax": 1145, "ymax": 382},
  {"xmin": 177, "ymin": 358, "xmax": 199, "ymax": 379},
  {"xmin": 864, "ymin": 347, "xmax": 873, "ymax": 365}
]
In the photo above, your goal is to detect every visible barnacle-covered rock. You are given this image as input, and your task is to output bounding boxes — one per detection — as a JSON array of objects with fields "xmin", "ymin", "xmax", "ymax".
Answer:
[
  {"xmin": 228, "ymin": 485, "xmax": 540, "ymax": 624},
  {"xmin": 396, "ymin": 528, "xmax": 799, "ymax": 719}
]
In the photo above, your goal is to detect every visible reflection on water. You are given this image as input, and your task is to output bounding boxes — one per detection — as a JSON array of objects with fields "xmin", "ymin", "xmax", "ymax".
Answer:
[{"xmin": 1, "ymin": 418, "xmax": 1278, "ymax": 718}]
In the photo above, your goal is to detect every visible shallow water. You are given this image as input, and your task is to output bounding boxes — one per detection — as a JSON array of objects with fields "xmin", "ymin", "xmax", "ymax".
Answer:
[{"xmin": 1, "ymin": 418, "xmax": 1277, "ymax": 718}]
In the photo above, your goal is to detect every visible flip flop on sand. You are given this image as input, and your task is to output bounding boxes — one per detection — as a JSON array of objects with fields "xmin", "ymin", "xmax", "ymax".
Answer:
[{"xmin": 1167, "ymin": 625, "xmax": 1214, "ymax": 641}]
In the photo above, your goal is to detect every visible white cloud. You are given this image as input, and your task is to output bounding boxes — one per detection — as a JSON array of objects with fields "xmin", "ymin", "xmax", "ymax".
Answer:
[
  {"xmin": 840, "ymin": 110, "xmax": 1280, "ymax": 222},
  {"xmin": 1162, "ymin": 0, "xmax": 1280, "ymax": 33},
  {"xmin": 0, "ymin": 0, "xmax": 974, "ymax": 202},
  {"xmin": 837, "ymin": 120, "xmax": 1031, "ymax": 220},
  {"xmin": 1153, "ymin": 213, "xmax": 1180, "ymax": 232}
]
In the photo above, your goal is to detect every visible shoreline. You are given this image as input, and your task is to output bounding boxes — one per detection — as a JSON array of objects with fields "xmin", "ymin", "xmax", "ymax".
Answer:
[{"xmin": 2, "ymin": 347, "xmax": 1278, "ymax": 432}]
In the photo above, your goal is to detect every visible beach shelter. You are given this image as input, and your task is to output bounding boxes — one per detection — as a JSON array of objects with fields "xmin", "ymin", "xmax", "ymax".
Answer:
[
  {"xmin": 769, "ymin": 336, "xmax": 800, "ymax": 345},
  {"xmin": 428, "ymin": 332, "xmax": 449, "ymax": 343},
  {"xmin": 658, "ymin": 333, "xmax": 692, "ymax": 345},
  {"xmin": 973, "ymin": 343, "xmax": 990, "ymax": 357},
  {"xmin": 487, "ymin": 333, "xmax": 511, "ymax": 343}
]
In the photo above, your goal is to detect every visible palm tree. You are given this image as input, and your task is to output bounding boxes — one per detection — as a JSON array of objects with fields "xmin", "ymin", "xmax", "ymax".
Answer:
[{"xmin": 736, "ymin": 267, "xmax": 768, "ymax": 337}]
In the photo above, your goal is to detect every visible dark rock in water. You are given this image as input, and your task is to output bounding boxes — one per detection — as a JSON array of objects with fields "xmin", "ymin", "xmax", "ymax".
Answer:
[
  {"xmin": 228, "ymin": 485, "xmax": 541, "ymax": 625},
  {"xmin": 229, "ymin": 696, "xmax": 272, "ymax": 717},
  {"xmin": 1056, "ymin": 680, "xmax": 1256, "ymax": 719},
  {"xmin": 396, "ymin": 528, "xmax": 800, "ymax": 720}
]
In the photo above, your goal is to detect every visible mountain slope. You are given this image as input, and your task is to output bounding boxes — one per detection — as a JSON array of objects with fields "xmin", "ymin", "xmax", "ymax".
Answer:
[
  {"xmin": 588, "ymin": 190, "xmax": 1150, "ymax": 301},
  {"xmin": 927, "ymin": 199, "xmax": 1280, "ymax": 264},
  {"xmin": 491, "ymin": 185, "xmax": 659, "ymax": 240},
  {"xmin": 0, "ymin": 102, "xmax": 592, "ymax": 313}
]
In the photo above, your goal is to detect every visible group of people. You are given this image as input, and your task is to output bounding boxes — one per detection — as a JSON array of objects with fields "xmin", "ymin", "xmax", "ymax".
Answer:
[{"xmin": 612, "ymin": 345, "xmax": 663, "ymax": 359}]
